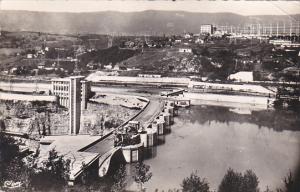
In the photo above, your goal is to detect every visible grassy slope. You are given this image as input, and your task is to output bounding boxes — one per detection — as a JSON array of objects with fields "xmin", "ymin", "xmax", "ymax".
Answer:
[{"xmin": 124, "ymin": 48, "xmax": 199, "ymax": 73}]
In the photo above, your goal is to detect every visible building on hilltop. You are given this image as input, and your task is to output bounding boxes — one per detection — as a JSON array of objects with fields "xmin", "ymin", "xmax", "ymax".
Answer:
[
  {"xmin": 200, "ymin": 24, "xmax": 214, "ymax": 35},
  {"xmin": 228, "ymin": 71, "xmax": 254, "ymax": 82},
  {"xmin": 138, "ymin": 74, "xmax": 162, "ymax": 78},
  {"xmin": 179, "ymin": 47, "xmax": 192, "ymax": 53},
  {"xmin": 51, "ymin": 76, "xmax": 91, "ymax": 135}
]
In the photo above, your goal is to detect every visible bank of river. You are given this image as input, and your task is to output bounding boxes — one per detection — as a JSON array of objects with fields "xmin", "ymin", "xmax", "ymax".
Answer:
[{"xmin": 140, "ymin": 105, "xmax": 300, "ymax": 191}]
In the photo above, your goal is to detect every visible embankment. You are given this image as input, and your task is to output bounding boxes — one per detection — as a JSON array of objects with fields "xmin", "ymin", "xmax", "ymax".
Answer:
[
  {"xmin": 0, "ymin": 91, "xmax": 57, "ymax": 102},
  {"xmin": 184, "ymin": 92, "xmax": 274, "ymax": 109}
]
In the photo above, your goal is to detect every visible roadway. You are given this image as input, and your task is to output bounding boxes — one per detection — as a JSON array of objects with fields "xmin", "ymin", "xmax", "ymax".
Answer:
[
  {"xmin": 134, "ymin": 98, "xmax": 163, "ymax": 127},
  {"xmin": 83, "ymin": 96, "xmax": 163, "ymax": 154},
  {"xmin": 84, "ymin": 133, "xmax": 115, "ymax": 154}
]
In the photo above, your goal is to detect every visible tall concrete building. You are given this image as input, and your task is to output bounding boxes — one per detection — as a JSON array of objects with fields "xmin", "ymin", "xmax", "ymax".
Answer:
[
  {"xmin": 51, "ymin": 76, "xmax": 91, "ymax": 135},
  {"xmin": 200, "ymin": 24, "xmax": 214, "ymax": 35}
]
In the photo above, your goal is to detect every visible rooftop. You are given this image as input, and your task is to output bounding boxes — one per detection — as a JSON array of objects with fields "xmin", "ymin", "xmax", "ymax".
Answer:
[{"xmin": 51, "ymin": 76, "xmax": 86, "ymax": 82}]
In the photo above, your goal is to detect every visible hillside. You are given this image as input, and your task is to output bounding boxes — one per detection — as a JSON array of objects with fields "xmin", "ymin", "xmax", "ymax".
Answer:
[
  {"xmin": 123, "ymin": 47, "xmax": 233, "ymax": 79},
  {"xmin": 0, "ymin": 10, "xmax": 299, "ymax": 35}
]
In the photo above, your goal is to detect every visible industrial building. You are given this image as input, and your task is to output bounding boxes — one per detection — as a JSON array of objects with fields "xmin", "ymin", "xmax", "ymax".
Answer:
[
  {"xmin": 200, "ymin": 24, "xmax": 214, "ymax": 35},
  {"xmin": 51, "ymin": 76, "xmax": 91, "ymax": 135}
]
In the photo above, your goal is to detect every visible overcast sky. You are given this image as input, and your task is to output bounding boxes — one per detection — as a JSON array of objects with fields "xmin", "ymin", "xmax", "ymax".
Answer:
[{"xmin": 1, "ymin": 0, "xmax": 300, "ymax": 16}]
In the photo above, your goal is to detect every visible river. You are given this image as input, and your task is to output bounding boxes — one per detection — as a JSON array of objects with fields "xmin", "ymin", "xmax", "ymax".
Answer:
[{"xmin": 137, "ymin": 105, "xmax": 300, "ymax": 192}]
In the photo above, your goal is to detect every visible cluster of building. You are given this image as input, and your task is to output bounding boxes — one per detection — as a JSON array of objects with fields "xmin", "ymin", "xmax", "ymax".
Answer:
[{"xmin": 269, "ymin": 39, "xmax": 300, "ymax": 48}]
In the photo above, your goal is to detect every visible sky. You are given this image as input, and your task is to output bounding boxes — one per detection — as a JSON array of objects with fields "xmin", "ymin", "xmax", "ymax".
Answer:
[{"xmin": 0, "ymin": 0, "xmax": 300, "ymax": 16}]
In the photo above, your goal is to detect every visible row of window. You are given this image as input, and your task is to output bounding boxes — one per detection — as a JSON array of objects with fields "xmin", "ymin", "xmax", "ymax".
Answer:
[{"xmin": 53, "ymin": 85, "xmax": 69, "ymax": 92}]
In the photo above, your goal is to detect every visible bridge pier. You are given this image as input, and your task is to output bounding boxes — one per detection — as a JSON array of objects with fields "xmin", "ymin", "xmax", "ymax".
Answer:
[
  {"xmin": 122, "ymin": 143, "xmax": 144, "ymax": 163},
  {"xmin": 153, "ymin": 117, "xmax": 165, "ymax": 135},
  {"xmin": 140, "ymin": 129, "xmax": 157, "ymax": 147},
  {"xmin": 159, "ymin": 112, "xmax": 171, "ymax": 126}
]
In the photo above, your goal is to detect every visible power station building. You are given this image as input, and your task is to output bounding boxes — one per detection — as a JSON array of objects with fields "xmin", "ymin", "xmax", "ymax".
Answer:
[
  {"xmin": 51, "ymin": 76, "xmax": 91, "ymax": 135},
  {"xmin": 200, "ymin": 24, "xmax": 214, "ymax": 35}
]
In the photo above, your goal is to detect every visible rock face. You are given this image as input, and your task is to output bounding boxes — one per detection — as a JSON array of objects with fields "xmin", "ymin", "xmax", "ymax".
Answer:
[
  {"xmin": 0, "ymin": 100, "xmax": 68, "ymax": 138},
  {"xmin": 80, "ymin": 102, "xmax": 139, "ymax": 135},
  {"xmin": 0, "ymin": 98, "xmax": 140, "ymax": 137}
]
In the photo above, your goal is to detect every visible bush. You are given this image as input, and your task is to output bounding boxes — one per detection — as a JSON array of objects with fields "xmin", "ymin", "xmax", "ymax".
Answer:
[
  {"xmin": 218, "ymin": 168, "xmax": 259, "ymax": 192},
  {"xmin": 181, "ymin": 171, "xmax": 210, "ymax": 192},
  {"xmin": 27, "ymin": 149, "xmax": 71, "ymax": 191},
  {"xmin": 0, "ymin": 132, "xmax": 25, "ymax": 184},
  {"xmin": 133, "ymin": 162, "xmax": 152, "ymax": 191}
]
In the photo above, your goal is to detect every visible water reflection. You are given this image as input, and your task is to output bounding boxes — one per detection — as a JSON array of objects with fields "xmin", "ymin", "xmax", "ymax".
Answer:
[
  {"xmin": 141, "ymin": 105, "xmax": 300, "ymax": 191},
  {"xmin": 157, "ymin": 135, "xmax": 166, "ymax": 146},
  {"xmin": 164, "ymin": 125, "xmax": 172, "ymax": 135},
  {"xmin": 143, "ymin": 147, "xmax": 157, "ymax": 160},
  {"xmin": 181, "ymin": 105, "xmax": 300, "ymax": 132}
]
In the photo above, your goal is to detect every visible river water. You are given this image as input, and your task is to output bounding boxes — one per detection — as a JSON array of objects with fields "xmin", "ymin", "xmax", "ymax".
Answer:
[{"xmin": 140, "ymin": 105, "xmax": 300, "ymax": 192}]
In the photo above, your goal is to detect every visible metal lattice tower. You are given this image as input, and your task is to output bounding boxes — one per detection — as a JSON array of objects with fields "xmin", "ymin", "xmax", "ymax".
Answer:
[
  {"xmin": 8, "ymin": 75, "xmax": 13, "ymax": 92},
  {"xmin": 108, "ymin": 36, "xmax": 113, "ymax": 48}
]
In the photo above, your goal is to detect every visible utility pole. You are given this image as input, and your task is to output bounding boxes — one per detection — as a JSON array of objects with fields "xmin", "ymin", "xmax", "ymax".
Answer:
[
  {"xmin": 108, "ymin": 36, "xmax": 113, "ymax": 48},
  {"xmin": 34, "ymin": 71, "xmax": 39, "ymax": 93},
  {"xmin": 234, "ymin": 59, "xmax": 238, "ymax": 71},
  {"xmin": 290, "ymin": 22, "xmax": 292, "ymax": 37},
  {"xmin": 277, "ymin": 22, "xmax": 279, "ymax": 37},
  {"xmin": 283, "ymin": 22, "xmax": 286, "ymax": 36},
  {"xmin": 8, "ymin": 75, "xmax": 13, "ymax": 92},
  {"xmin": 57, "ymin": 51, "xmax": 60, "ymax": 68},
  {"xmin": 73, "ymin": 44, "xmax": 80, "ymax": 75},
  {"xmin": 298, "ymin": 21, "xmax": 300, "ymax": 36}
]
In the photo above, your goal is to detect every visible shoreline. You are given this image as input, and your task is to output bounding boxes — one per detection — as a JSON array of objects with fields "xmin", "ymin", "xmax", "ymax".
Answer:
[{"xmin": 182, "ymin": 92, "xmax": 274, "ymax": 109}]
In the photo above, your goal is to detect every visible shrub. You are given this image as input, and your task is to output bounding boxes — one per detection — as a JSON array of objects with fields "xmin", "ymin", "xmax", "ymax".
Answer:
[
  {"xmin": 218, "ymin": 168, "xmax": 259, "ymax": 192},
  {"xmin": 181, "ymin": 171, "xmax": 210, "ymax": 192}
]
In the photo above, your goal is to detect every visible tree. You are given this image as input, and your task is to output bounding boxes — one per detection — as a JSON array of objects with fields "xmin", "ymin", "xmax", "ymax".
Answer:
[
  {"xmin": 201, "ymin": 47, "xmax": 210, "ymax": 57},
  {"xmin": 218, "ymin": 168, "xmax": 242, "ymax": 192},
  {"xmin": 0, "ymin": 132, "xmax": 25, "ymax": 185},
  {"xmin": 133, "ymin": 162, "xmax": 152, "ymax": 191},
  {"xmin": 263, "ymin": 171, "xmax": 300, "ymax": 192},
  {"xmin": 241, "ymin": 170, "xmax": 259, "ymax": 192},
  {"xmin": 111, "ymin": 164, "xmax": 127, "ymax": 192},
  {"xmin": 280, "ymin": 171, "xmax": 299, "ymax": 192},
  {"xmin": 181, "ymin": 171, "xmax": 210, "ymax": 192},
  {"xmin": 28, "ymin": 149, "xmax": 71, "ymax": 191},
  {"xmin": 218, "ymin": 168, "xmax": 259, "ymax": 192}
]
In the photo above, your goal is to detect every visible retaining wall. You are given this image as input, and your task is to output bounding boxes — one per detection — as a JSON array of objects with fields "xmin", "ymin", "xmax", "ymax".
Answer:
[{"xmin": 184, "ymin": 92, "xmax": 275, "ymax": 106}]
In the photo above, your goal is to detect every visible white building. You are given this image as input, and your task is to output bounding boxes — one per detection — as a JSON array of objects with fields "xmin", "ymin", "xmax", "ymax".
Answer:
[
  {"xmin": 228, "ymin": 71, "xmax": 253, "ymax": 82},
  {"xmin": 179, "ymin": 48, "xmax": 192, "ymax": 53},
  {"xmin": 138, "ymin": 74, "xmax": 161, "ymax": 78},
  {"xmin": 212, "ymin": 30, "xmax": 225, "ymax": 37},
  {"xmin": 104, "ymin": 64, "xmax": 113, "ymax": 70},
  {"xmin": 51, "ymin": 76, "xmax": 91, "ymax": 135},
  {"xmin": 27, "ymin": 54, "xmax": 33, "ymax": 59},
  {"xmin": 269, "ymin": 39, "xmax": 292, "ymax": 46},
  {"xmin": 200, "ymin": 24, "xmax": 213, "ymax": 35},
  {"xmin": 184, "ymin": 33, "xmax": 192, "ymax": 39},
  {"xmin": 195, "ymin": 38, "xmax": 204, "ymax": 44}
]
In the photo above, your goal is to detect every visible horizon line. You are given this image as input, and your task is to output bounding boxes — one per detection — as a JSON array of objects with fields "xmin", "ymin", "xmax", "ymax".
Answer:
[{"xmin": 1, "ymin": 9, "xmax": 299, "ymax": 16}]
